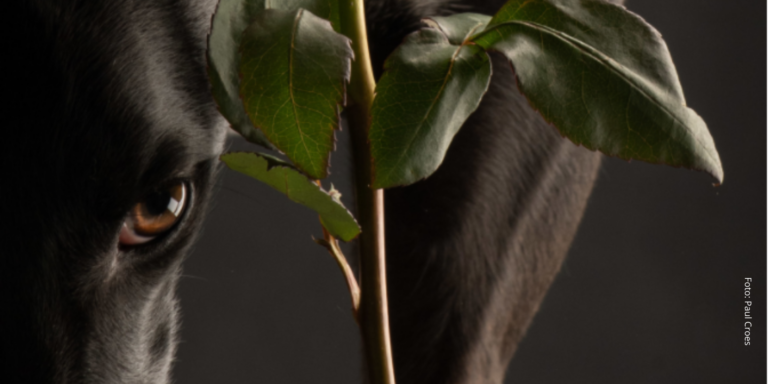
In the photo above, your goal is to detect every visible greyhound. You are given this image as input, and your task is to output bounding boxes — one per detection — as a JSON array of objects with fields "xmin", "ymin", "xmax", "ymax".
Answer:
[{"xmin": 1, "ymin": 0, "xmax": 620, "ymax": 382}]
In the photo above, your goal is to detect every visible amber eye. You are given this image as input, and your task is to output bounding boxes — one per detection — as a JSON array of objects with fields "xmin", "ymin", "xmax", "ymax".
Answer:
[{"xmin": 119, "ymin": 182, "xmax": 188, "ymax": 246}]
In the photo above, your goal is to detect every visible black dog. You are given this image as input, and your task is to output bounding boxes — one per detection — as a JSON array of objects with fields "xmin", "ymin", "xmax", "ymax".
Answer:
[{"xmin": 1, "ymin": 0, "xmax": 617, "ymax": 382}]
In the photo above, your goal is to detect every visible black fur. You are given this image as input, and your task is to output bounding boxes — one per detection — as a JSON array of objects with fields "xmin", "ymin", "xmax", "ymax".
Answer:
[
  {"xmin": 1, "ymin": 0, "xmax": 619, "ymax": 382},
  {"xmin": 385, "ymin": 53, "xmax": 600, "ymax": 383},
  {"xmin": 2, "ymin": 0, "xmax": 224, "ymax": 382}
]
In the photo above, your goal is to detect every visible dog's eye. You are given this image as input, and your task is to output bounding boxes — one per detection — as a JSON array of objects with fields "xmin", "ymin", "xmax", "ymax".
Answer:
[{"xmin": 119, "ymin": 182, "xmax": 188, "ymax": 245}]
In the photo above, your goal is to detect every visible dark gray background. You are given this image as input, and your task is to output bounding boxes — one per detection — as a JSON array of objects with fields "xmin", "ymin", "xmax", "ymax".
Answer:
[{"xmin": 174, "ymin": 0, "xmax": 767, "ymax": 382}]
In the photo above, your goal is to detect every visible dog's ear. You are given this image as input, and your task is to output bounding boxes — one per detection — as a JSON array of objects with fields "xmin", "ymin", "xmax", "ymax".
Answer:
[{"xmin": 384, "ymin": 50, "xmax": 602, "ymax": 383}]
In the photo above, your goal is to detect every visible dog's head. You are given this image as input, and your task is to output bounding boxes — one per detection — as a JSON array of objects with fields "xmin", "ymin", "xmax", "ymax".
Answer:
[{"xmin": 2, "ymin": 0, "xmax": 224, "ymax": 382}]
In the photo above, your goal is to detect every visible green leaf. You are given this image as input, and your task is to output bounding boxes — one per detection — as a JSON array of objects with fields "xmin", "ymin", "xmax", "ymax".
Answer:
[
  {"xmin": 221, "ymin": 152, "xmax": 361, "ymax": 242},
  {"xmin": 423, "ymin": 13, "xmax": 491, "ymax": 45},
  {"xmin": 207, "ymin": 0, "xmax": 341, "ymax": 150},
  {"xmin": 268, "ymin": 0, "xmax": 341, "ymax": 31},
  {"xmin": 208, "ymin": 0, "xmax": 273, "ymax": 148},
  {"xmin": 370, "ymin": 15, "xmax": 492, "ymax": 189},
  {"xmin": 239, "ymin": 9, "xmax": 353, "ymax": 179},
  {"xmin": 472, "ymin": 0, "xmax": 723, "ymax": 183}
]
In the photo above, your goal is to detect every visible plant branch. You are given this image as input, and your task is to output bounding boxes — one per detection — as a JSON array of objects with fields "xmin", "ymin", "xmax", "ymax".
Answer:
[
  {"xmin": 339, "ymin": 1, "xmax": 396, "ymax": 383},
  {"xmin": 313, "ymin": 231, "xmax": 361, "ymax": 321},
  {"xmin": 313, "ymin": 180, "xmax": 361, "ymax": 320}
]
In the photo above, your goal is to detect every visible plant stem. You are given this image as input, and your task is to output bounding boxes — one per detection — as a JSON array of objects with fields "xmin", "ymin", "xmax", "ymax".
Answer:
[
  {"xmin": 314, "ymin": 210, "xmax": 361, "ymax": 320},
  {"xmin": 339, "ymin": 1, "xmax": 396, "ymax": 384}
]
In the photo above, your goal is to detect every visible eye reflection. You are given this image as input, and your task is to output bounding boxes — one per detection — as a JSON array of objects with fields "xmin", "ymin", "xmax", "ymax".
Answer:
[{"xmin": 119, "ymin": 182, "xmax": 188, "ymax": 246}]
